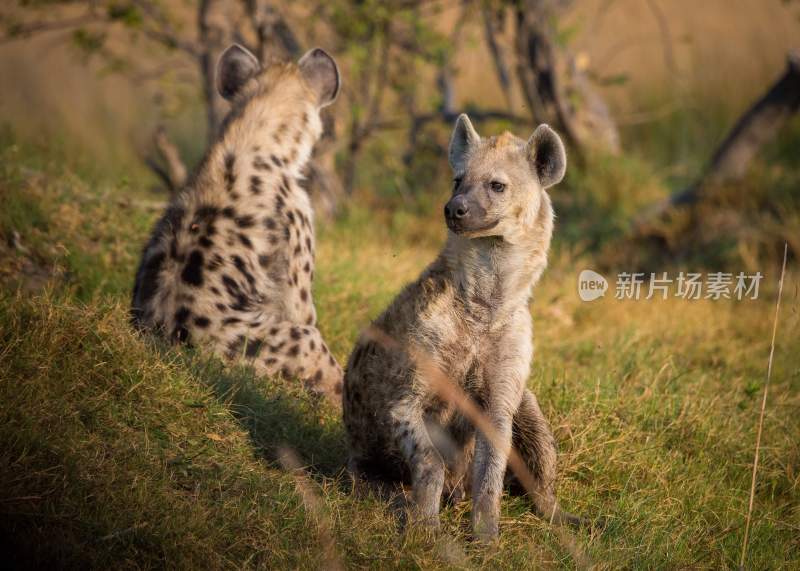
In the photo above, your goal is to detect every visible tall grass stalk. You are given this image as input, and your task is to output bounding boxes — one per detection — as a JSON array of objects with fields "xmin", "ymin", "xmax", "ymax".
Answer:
[{"xmin": 739, "ymin": 242, "xmax": 789, "ymax": 570}]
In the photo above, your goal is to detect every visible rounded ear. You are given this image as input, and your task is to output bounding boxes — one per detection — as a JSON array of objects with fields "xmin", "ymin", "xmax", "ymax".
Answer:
[
  {"xmin": 216, "ymin": 44, "xmax": 260, "ymax": 101},
  {"xmin": 526, "ymin": 124, "xmax": 566, "ymax": 188},
  {"xmin": 298, "ymin": 48, "xmax": 340, "ymax": 107},
  {"xmin": 448, "ymin": 114, "xmax": 481, "ymax": 172}
]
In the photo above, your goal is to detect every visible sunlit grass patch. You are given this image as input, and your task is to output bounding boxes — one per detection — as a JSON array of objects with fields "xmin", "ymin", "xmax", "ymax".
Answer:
[{"xmin": 0, "ymin": 129, "xmax": 798, "ymax": 568}]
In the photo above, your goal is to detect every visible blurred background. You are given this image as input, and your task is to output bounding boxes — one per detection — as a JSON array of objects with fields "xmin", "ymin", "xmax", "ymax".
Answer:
[{"xmin": 1, "ymin": 0, "xmax": 799, "ymax": 271}]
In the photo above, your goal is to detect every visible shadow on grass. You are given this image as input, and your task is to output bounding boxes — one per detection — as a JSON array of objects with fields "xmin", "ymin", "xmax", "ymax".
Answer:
[{"xmin": 180, "ymin": 351, "xmax": 349, "ymax": 478}]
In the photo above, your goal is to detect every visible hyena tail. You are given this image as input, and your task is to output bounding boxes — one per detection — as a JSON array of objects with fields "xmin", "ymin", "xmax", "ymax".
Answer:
[{"xmin": 511, "ymin": 389, "xmax": 587, "ymax": 528}]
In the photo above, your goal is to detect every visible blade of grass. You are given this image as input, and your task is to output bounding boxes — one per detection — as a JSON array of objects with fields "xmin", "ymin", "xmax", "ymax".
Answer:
[
  {"xmin": 739, "ymin": 242, "xmax": 789, "ymax": 570},
  {"xmin": 277, "ymin": 447, "xmax": 344, "ymax": 571}
]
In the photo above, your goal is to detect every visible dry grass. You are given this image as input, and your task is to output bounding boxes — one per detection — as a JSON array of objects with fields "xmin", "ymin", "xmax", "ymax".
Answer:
[
  {"xmin": 739, "ymin": 243, "xmax": 788, "ymax": 568},
  {"xmin": 1, "ymin": 129, "xmax": 798, "ymax": 568}
]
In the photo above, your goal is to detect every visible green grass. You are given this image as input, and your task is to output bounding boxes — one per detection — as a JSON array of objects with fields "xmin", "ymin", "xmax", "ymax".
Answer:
[{"xmin": 0, "ymin": 131, "xmax": 798, "ymax": 569}]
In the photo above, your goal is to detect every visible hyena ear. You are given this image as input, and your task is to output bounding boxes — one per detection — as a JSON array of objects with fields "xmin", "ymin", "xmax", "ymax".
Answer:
[
  {"xmin": 216, "ymin": 44, "xmax": 260, "ymax": 100},
  {"xmin": 448, "ymin": 113, "xmax": 481, "ymax": 171},
  {"xmin": 526, "ymin": 124, "xmax": 567, "ymax": 188},
  {"xmin": 298, "ymin": 48, "xmax": 340, "ymax": 107}
]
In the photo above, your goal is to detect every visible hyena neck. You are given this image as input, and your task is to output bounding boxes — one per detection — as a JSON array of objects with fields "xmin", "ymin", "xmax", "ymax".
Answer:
[
  {"xmin": 192, "ymin": 85, "xmax": 322, "ymax": 195},
  {"xmin": 442, "ymin": 234, "xmax": 548, "ymax": 317},
  {"xmin": 442, "ymin": 197, "xmax": 553, "ymax": 316}
]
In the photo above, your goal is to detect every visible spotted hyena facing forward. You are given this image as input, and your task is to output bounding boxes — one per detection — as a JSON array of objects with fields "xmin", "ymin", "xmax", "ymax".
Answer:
[
  {"xmin": 131, "ymin": 44, "xmax": 343, "ymax": 405},
  {"xmin": 343, "ymin": 114, "xmax": 581, "ymax": 539}
]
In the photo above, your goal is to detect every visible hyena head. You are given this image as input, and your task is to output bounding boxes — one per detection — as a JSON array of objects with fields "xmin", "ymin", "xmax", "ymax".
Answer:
[
  {"xmin": 216, "ymin": 43, "xmax": 340, "ymax": 118},
  {"xmin": 444, "ymin": 114, "xmax": 566, "ymax": 244}
]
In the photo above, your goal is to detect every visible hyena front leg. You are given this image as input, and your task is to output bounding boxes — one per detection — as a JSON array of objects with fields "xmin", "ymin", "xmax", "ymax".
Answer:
[
  {"xmin": 470, "ymin": 313, "xmax": 532, "ymax": 539},
  {"xmin": 470, "ymin": 405, "xmax": 516, "ymax": 541},
  {"xmin": 394, "ymin": 404, "xmax": 446, "ymax": 528},
  {"xmin": 226, "ymin": 320, "xmax": 343, "ymax": 406}
]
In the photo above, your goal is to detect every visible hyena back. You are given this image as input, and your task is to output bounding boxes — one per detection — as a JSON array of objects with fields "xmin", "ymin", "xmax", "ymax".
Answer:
[
  {"xmin": 131, "ymin": 45, "xmax": 343, "ymax": 405},
  {"xmin": 343, "ymin": 114, "xmax": 580, "ymax": 539}
]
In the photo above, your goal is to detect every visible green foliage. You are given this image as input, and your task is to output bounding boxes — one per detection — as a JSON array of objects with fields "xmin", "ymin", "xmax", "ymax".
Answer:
[
  {"xmin": 555, "ymin": 150, "xmax": 666, "ymax": 253},
  {"xmin": 107, "ymin": 3, "xmax": 142, "ymax": 28},
  {"xmin": 620, "ymin": 93, "xmax": 735, "ymax": 190},
  {"xmin": 596, "ymin": 73, "xmax": 630, "ymax": 87},
  {"xmin": 0, "ymin": 132, "xmax": 49, "ymax": 240},
  {"xmin": 554, "ymin": 21, "xmax": 581, "ymax": 48},
  {"xmin": 71, "ymin": 27, "xmax": 107, "ymax": 56}
]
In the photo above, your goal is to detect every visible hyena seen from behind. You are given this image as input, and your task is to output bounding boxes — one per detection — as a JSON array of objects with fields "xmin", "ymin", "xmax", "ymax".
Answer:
[
  {"xmin": 343, "ymin": 114, "xmax": 582, "ymax": 539},
  {"xmin": 131, "ymin": 44, "xmax": 343, "ymax": 405}
]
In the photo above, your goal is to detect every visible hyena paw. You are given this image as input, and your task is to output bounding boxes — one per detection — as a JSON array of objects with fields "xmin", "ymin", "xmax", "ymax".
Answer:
[{"xmin": 471, "ymin": 498, "xmax": 500, "ymax": 541}]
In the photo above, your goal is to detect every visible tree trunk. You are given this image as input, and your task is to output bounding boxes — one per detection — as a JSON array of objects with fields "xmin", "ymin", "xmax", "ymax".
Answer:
[
  {"xmin": 342, "ymin": 129, "xmax": 361, "ymax": 196},
  {"xmin": 247, "ymin": 0, "xmax": 301, "ymax": 61},
  {"xmin": 512, "ymin": 0, "xmax": 619, "ymax": 157},
  {"xmin": 481, "ymin": 5, "xmax": 518, "ymax": 110},
  {"xmin": 198, "ymin": 0, "xmax": 235, "ymax": 141},
  {"xmin": 672, "ymin": 51, "xmax": 800, "ymax": 207},
  {"xmin": 636, "ymin": 51, "xmax": 800, "ymax": 230}
]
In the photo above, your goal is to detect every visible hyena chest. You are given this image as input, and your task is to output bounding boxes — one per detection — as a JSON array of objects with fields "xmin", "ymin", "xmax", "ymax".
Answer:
[{"xmin": 424, "ymin": 313, "xmax": 514, "ymax": 401}]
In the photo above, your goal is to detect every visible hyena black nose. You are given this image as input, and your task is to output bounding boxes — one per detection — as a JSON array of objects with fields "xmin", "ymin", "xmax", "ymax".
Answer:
[{"xmin": 444, "ymin": 195, "xmax": 470, "ymax": 220}]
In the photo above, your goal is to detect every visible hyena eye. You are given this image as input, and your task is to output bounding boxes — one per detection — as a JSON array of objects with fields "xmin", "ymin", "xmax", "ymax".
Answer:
[
  {"xmin": 453, "ymin": 177, "xmax": 462, "ymax": 189},
  {"xmin": 490, "ymin": 181, "xmax": 506, "ymax": 193}
]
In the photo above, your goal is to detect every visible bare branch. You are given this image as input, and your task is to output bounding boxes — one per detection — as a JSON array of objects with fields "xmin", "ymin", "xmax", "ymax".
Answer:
[
  {"xmin": 0, "ymin": 10, "xmax": 102, "ymax": 45},
  {"xmin": 635, "ymin": 51, "xmax": 800, "ymax": 230},
  {"xmin": 375, "ymin": 108, "xmax": 532, "ymax": 140},
  {"xmin": 129, "ymin": 59, "xmax": 195, "ymax": 84},
  {"xmin": 400, "ymin": 0, "xmax": 475, "ymax": 166},
  {"xmin": 131, "ymin": 0, "xmax": 201, "ymax": 57},
  {"xmin": 615, "ymin": 100, "xmax": 681, "ymax": 126},
  {"xmin": 154, "ymin": 126, "xmax": 188, "ymax": 191},
  {"xmin": 143, "ymin": 126, "xmax": 188, "ymax": 194},
  {"xmin": 592, "ymin": 35, "xmax": 663, "ymax": 76},
  {"xmin": 143, "ymin": 156, "xmax": 175, "ymax": 192},
  {"xmin": 198, "ymin": 0, "xmax": 236, "ymax": 139},
  {"xmin": 512, "ymin": 0, "xmax": 619, "ymax": 158},
  {"xmin": 340, "ymin": 15, "xmax": 396, "ymax": 194}
]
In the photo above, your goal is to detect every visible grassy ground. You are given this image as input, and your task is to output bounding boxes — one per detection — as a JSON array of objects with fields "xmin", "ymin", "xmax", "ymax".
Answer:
[{"xmin": 1, "ymin": 131, "xmax": 798, "ymax": 570}]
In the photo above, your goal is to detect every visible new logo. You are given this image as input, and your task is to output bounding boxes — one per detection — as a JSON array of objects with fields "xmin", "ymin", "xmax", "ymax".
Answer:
[{"xmin": 578, "ymin": 269, "xmax": 608, "ymax": 302}]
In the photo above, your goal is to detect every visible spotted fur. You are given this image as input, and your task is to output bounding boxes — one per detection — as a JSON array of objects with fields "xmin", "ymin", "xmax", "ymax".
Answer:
[
  {"xmin": 343, "ymin": 115, "xmax": 578, "ymax": 539},
  {"xmin": 131, "ymin": 45, "xmax": 343, "ymax": 406}
]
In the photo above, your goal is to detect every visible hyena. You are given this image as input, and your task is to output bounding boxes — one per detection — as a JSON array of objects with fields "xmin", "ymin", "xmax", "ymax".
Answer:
[
  {"xmin": 131, "ymin": 44, "xmax": 343, "ymax": 405},
  {"xmin": 343, "ymin": 114, "xmax": 580, "ymax": 539}
]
